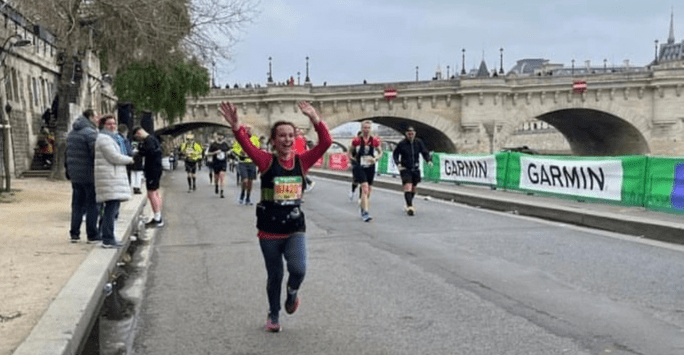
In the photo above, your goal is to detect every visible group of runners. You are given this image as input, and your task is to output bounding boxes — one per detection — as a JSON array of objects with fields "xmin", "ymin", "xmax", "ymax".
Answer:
[
  {"xmin": 348, "ymin": 121, "xmax": 432, "ymax": 221},
  {"xmin": 178, "ymin": 131, "xmax": 260, "ymax": 203}
]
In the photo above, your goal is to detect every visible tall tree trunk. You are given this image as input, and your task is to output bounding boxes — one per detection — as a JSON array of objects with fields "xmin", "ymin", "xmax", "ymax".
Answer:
[{"xmin": 50, "ymin": 52, "xmax": 77, "ymax": 181}]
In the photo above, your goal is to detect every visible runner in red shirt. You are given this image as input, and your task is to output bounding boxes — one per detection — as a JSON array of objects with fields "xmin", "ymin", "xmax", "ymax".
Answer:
[
  {"xmin": 349, "ymin": 120, "xmax": 382, "ymax": 222},
  {"xmin": 220, "ymin": 100, "xmax": 332, "ymax": 333}
]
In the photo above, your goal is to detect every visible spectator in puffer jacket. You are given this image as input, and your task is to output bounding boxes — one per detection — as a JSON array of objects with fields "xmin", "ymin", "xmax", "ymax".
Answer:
[
  {"xmin": 94, "ymin": 115, "xmax": 134, "ymax": 248},
  {"xmin": 66, "ymin": 109, "xmax": 100, "ymax": 243}
]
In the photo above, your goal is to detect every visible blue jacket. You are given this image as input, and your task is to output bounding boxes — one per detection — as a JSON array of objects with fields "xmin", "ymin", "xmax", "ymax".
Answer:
[{"xmin": 66, "ymin": 116, "xmax": 98, "ymax": 184}]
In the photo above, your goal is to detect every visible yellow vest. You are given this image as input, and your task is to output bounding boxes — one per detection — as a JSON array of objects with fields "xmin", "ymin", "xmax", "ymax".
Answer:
[
  {"xmin": 232, "ymin": 135, "xmax": 260, "ymax": 163},
  {"xmin": 181, "ymin": 142, "xmax": 203, "ymax": 161}
]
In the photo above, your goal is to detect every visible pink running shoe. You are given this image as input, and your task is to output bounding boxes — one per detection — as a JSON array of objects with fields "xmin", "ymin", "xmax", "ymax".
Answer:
[{"xmin": 265, "ymin": 315, "xmax": 281, "ymax": 332}]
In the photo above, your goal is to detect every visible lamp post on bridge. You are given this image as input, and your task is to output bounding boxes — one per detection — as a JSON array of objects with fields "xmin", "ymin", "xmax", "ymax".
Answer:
[
  {"xmin": 415, "ymin": 66, "xmax": 419, "ymax": 81},
  {"xmin": 305, "ymin": 56, "xmax": 310, "ymax": 83},
  {"xmin": 297, "ymin": 71, "xmax": 300, "ymax": 85},
  {"xmin": 446, "ymin": 65, "xmax": 450, "ymax": 79},
  {"xmin": 604, "ymin": 59, "xmax": 607, "ymax": 73},
  {"xmin": 268, "ymin": 56, "xmax": 273, "ymax": 83},
  {"xmin": 461, "ymin": 48, "xmax": 466, "ymax": 75},
  {"xmin": 1, "ymin": 34, "xmax": 31, "ymax": 192},
  {"xmin": 571, "ymin": 59, "xmax": 575, "ymax": 76},
  {"xmin": 654, "ymin": 39, "xmax": 659, "ymax": 65},
  {"xmin": 499, "ymin": 48, "xmax": 504, "ymax": 74}
]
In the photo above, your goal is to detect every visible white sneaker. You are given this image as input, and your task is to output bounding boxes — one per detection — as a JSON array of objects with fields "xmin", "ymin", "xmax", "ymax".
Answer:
[{"xmin": 349, "ymin": 191, "xmax": 354, "ymax": 201}]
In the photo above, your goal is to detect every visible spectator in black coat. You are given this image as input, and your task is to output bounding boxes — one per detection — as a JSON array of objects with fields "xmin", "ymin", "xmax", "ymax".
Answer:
[{"xmin": 65, "ymin": 109, "xmax": 100, "ymax": 243}]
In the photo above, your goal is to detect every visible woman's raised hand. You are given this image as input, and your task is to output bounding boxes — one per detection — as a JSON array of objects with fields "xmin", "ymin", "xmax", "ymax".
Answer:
[
  {"xmin": 297, "ymin": 101, "xmax": 320, "ymax": 124},
  {"xmin": 220, "ymin": 102, "xmax": 240, "ymax": 129}
]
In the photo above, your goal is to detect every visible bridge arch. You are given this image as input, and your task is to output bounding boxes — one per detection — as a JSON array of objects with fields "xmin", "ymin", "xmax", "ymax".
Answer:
[
  {"xmin": 326, "ymin": 115, "xmax": 457, "ymax": 153},
  {"xmin": 536, "ymin": 109, "xmax": 649, "ymax": 155}
]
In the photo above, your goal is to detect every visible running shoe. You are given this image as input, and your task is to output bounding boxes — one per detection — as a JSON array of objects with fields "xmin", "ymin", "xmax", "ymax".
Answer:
[
  {"xmin": 349, "ymin": 191, "xmax": 354, "ymax": 202},
  {"xmin": 407, "ymin": 206, "xmax": 415, "ymax": 216},
  {"xmin": 145, "ymin": 218, "xmax": 164, "ymax": 228},
  {"xmin": 220, "ymin": 191, "xmax": 225, "ymax": 198},
  {"xmin": 70, "ymin": 235, "xmax": 80, "ymax": 243},
  {"xmin": 285, "ymin": 289, "xmax": 300, "ymax": 314},
  {"xmin": 215, "ymin": 185, "xmax": 219, "ymax": 194},
  {"xmin": 265, "ymin": 314, "xmax": 281, "ymax": 332},
  {"xmin": 362, "ymin": 211, "xmax": 373, "ymax": 222},
  {"xmin": 238, "ymin": 198, "xmax": 244, "ymax": 205}
]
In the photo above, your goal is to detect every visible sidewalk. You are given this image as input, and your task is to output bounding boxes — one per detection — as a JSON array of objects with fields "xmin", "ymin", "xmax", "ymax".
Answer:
[
  {"xmin": 2, "ymin": 170, "xmax": 684, "ymax": 355},
  {"xmin": 0, "ymin": 178, "xmax": 147, "ymax": 355}
]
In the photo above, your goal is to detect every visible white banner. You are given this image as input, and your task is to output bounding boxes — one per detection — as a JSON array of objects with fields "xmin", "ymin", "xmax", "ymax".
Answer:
[
  {"xmin": 520, "ymin": 157, "xmax": 623, "ymax": 200},
  {"xmin": 439, "ymin": 154, "xmax": 497, "ymax": 185}
]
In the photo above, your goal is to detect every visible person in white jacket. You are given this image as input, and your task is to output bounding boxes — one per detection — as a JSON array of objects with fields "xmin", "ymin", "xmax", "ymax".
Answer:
[{"xmin": 95, "ymin": 115, "xmax": 134, "ymax": 248}]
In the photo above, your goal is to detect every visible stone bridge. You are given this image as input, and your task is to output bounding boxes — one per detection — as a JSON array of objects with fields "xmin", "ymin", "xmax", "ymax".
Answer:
[{"xmin": 157, "ymin": 66, "xmax": 684, "ymax": 156}]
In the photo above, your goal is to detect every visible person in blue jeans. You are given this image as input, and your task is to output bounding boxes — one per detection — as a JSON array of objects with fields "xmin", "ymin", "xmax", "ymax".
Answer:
[
  {"xmin": 94, "ymin": 115, "xmax": 134, "ymax": 248},
  {"xmin": 66, "ymin": 109, "xmax": 101, "ymax": 243}
]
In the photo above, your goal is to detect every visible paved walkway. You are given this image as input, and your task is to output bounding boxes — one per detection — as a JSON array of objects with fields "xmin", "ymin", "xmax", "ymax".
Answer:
[
  {"xmin": 2, "ymin": 171, "xmax": 684, "ymax": 355},
  {"xmin": 0, "ymin": 178, "xmax": 149, "ymax": 355}
]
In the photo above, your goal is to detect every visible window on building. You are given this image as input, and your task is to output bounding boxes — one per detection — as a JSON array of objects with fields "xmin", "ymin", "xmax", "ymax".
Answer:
[
  {"xmin": 32, "ymin": 77, "xmax": 39, "ymax": 107},
  {"xmin": 27, "ymin": 75, "xmax": 32, "ymax": 108},
  {"xmin": 11, "ymin": 68, "xmax": 18, "ymax": 102},
  {"xmin": 4, "ymin": 67, "xmax": 12, "ymax": 102},
  {"xmin": 41, "ymin": 79, "xmax": 47, "ymax": 109}
]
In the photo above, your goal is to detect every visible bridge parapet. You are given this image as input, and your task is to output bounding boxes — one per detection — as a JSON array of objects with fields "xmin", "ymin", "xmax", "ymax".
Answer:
[{"xmin": 172, "ymin": 66, "xmax": 684, "ymax": 156}]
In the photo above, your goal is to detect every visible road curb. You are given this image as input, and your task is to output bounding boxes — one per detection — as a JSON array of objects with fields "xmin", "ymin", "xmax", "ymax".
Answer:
[
  {"xmin": 12, "ymin": 194, "xmax": 147, "ymax": 355},
  {"xmin": 310, "ymin": 169, "xmax": 684, "ymax": 245}
]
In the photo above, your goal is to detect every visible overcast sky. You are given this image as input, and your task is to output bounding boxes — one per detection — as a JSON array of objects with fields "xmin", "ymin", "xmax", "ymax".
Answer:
[{"xmin": 213, "ymin": 0, "xmax": 677, "ymax": 87}]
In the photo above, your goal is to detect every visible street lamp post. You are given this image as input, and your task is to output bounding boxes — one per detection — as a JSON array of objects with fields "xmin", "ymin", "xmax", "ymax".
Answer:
[
  {"xmin": 268, "ymin": 57, "xmax": 273, "ymax": 83},
  {"xmin": 461, "ymin": 48, "xmax": 466, "ymax": 75},
  {"xmin": 446, "ymin": 65, "xmax": 450, "ymax": 79},
  {"xmin": 415, "ymin": 66, "xmax": 419, "ymax": 81},
  {"xmin": 499, "ymin": 48, "xmax": 504, "ymax": 74},
  {"xmin": 1, "ymin": 34, "xmax": 31, "ymax": 192},
  {"xmin": 305, "ymin": 56, "xmax": 310, "ymax": 83},
  {"xmin": 571, "ymin": 59, "xmax": 575, "ymax": 76},
  {"xmin": 297, "ymin": 71, "xmax": 300, "ymax": 85},
  {"xmin": 604, "ymin": 59, "xmax": 607, "ymax": 73},
  {"xmin": 654, "ymin": 39, "xmax": 659, "ymax": 64}
]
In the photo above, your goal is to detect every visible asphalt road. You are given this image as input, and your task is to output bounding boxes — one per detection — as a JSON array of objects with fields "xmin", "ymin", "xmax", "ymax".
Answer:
[{"xmin": 131, "ymin": 168, "xmax": 684, "ymax": 355}]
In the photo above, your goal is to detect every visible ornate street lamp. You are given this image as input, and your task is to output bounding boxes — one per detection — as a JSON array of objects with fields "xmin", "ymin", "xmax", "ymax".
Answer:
[
  {"xmin": 1, "ymin": 34, "xmax": 31, "ymax": 192},
  {"xmin": 297, "ymin": 71, "xmax": 300, "ymax": 85},
  {"xmin": 305, "ymin": 56, "xmax": 310, "ymax": 83},
  {"xmin": 268, "ymin": 56, "xmax": 273, "ymax": 83},
  {"xmin": 415, "ymin": 66, "xmax": 419, "ymax": 81},
  {"xmin": 499, "ymin": 48, "xmax": 504, "ymax": 74},
  {"xmin": 604, "ymin": 59, "xmax": 607, "ymax": 73},
  {"xmin": 654, "ymin": 39, "xmax": 659, "ymax": 64},
  {"xmin": 461, "ymin": 48, "xmax": 466, "ymax": 75}
]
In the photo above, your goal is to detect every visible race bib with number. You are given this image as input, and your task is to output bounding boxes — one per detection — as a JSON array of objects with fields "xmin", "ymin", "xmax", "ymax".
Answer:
[
  {"xmin": 360, "ymin": 155, "xmax": 374, "ymax": 167},
  {"xmin": 216, "ymin": 151, "xmax": 226, "ymax": 160},
  {"xmin": 273, "ymin": 176, "xmax": 303, "ymax": 203}
]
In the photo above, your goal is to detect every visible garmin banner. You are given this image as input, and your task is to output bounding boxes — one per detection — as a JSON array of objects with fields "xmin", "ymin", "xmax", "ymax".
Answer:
[
  {"xmin": 519, "ymin": 156, "xmax": 624, "ymax": 201},
  {"xmin": 438, "ymin": 154, "xmax": 497, "ymax": 185}
]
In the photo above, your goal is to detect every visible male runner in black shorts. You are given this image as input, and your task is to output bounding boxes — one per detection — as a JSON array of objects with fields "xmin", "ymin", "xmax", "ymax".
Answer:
[
  {"xmin": 132, "ymin": 126, "xmax": 165, "ymax": 227},
  {"xmin": 207, "ymin": 132, "xmax": 231, "ymax": 198},
  {"xmin": 392, "ymin": 126, "xmax": 432, "ymax": 216}
]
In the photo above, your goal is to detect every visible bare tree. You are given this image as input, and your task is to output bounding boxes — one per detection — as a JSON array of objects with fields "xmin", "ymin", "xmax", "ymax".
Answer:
[{"xmin": 14, "ymin": 0, "xmax": 258, "ymax": 179}]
